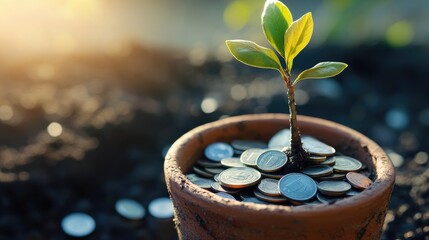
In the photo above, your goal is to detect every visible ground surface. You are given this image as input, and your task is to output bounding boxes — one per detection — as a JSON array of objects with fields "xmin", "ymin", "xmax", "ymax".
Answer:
[{"xmin": 0, "ymin": 44, "xmax": 428, "ymax": 239}]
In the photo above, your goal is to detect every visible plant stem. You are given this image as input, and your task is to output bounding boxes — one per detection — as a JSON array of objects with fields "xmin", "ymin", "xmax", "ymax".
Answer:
[{"xmin": 282, "ymin": 72, "xmax": 307, "ymax": 169}]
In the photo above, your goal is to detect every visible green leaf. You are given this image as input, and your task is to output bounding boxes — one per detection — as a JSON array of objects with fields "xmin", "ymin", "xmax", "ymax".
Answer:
[
  {"xmin": 262, "ymin": 0, "xmax": 293, "ymax": 58},
  {"xmin": 294, "ymin": 62, "xmax": 348, "ymax": 85},
  {"xmin": 225, "ymin": 40, "xmax": 284, "ymax": 74},
  {"xmin": 284, "ymin": 12, "xmax": 313, "ymax": 73}
]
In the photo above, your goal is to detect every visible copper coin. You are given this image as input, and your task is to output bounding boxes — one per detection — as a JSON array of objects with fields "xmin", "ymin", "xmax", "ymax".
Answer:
[{"xmin": 346, "ymin": 172, "xmax": 373, "ymax": 190}]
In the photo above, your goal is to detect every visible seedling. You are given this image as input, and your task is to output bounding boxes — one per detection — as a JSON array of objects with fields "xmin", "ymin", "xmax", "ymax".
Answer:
[{"xmin": 226, "ymin": 0, "xmax": 347, "ymax": 170}]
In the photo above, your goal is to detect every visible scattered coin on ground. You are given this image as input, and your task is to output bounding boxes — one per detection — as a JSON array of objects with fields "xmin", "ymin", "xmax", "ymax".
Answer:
[
  {"xmin": 115, "ymin": 199, "xmax": 146, "ymax": 220},
  {"xmin": 61, "ymin": 213, "xmax": 96, "ymax": 237},
  {"xmin": 148, "ymin": 197, "xmax": 174, "ymax": 219}
]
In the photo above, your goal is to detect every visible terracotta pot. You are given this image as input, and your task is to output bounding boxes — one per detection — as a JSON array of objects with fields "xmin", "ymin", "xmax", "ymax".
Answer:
[{"xmin": 164, "ymin": 114, "xmax": 395, "ymax": 240}]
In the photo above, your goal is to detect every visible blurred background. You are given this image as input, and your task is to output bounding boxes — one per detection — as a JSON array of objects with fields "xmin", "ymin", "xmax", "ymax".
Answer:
[{"xmin": 0, "ymin": 0, "xmax": 428, "ymax": 239}]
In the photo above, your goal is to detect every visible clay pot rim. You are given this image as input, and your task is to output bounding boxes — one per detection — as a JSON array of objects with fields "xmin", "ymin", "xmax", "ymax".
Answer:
[{"xmin": 165, "ymin": 114, "xmax": 395, "ymax": 215}]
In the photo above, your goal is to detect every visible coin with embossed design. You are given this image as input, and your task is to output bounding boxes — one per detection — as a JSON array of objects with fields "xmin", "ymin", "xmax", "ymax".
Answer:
[
  {"xmin": 219, "ymin": 167, "xmax": 261, "ymax": 189},
  {"xmin": 256, "ymin": 150, "xmax": 288, "ymax": 172},
  {"xmin": 279, "ymin": 173, "xmax": 317, "ymax": 201},
  {"xmin": 257, "ymin": 178, "xmax": 281, "ymax": 196},
  {"xmin": 333, "ymin": 156, "xmax": 362, "ymax": 173}
]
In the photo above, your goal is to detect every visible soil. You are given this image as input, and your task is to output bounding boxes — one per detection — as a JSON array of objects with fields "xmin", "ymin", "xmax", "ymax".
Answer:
[{"xmin": 0, "ymin": 44, "xmax": 427, "ymax": 239}]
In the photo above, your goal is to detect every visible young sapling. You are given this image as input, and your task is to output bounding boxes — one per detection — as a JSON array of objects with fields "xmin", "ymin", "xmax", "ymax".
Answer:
[{"xmin": 226, "ymin": 0, "xmax": 348, "ymax": 171}]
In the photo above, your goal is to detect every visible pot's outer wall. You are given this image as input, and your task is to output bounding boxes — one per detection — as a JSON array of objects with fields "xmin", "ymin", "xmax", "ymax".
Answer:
[{"xmin": 164, "ymin": 114, "xmax": 395, "ymax": 240}]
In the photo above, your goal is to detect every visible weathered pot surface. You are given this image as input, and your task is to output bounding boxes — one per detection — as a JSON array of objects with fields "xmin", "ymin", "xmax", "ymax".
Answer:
[{"xmin": 164, "ymin": 114, "xmax": 395, "ymax": 240}]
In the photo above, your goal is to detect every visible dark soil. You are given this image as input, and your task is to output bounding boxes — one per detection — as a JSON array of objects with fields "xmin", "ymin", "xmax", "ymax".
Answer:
[{"xmin": 0, "ymin": 44, "xmax": 428, "ymax": 239}]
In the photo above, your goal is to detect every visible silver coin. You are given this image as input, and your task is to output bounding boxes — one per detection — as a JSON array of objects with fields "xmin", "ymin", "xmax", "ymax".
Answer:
[
  {"xmin": 215, "ymin": 192, "xmax": 236, "ymax": 200},
  {"xmin": 257, "ymin": 178, "xmax": 281, "ymax": 196},
  {"xmin": 204, "ymin": 142, "xmax": 234, "ymax": 162},
  {"xmin": 115, "ymin": 199, "xmax": 145, "ymax": 220},
  {"xmin": 253, "ymin": 189, "xmax": 288, "ymax": 203},
  {"xmin": 239, "ymin": 191, "xmax": 254, "ymax": 200},
  {"xmin": 213, "ymin": 174, "xmax": 220, "ymax": 182},
  {"xmin": 221, "ymin": 157, "xmax": 246, "ymax": 168},
  {"xmin": 345, "ymin": 189, "xmax": 362, "ymax": 197},
  {"xmin": 256, "ymin": 150, "xmax": 288, "ymax": 172},
  {"xmin": 316, "ymin": 193, "xmax": 345, "ymax": 204},
  {"xmin": 192, "ymin": 166, "xmax": 214, "ymax": 178},
  {"xmin": 260, "ymin": 171, "xmax": 285, "ymax": 179},
  {"xmin": 61, "ymin": 213, "xmax": 96, "ymax": 237},
  {"xmin": 279, "ymin": 173, "xmax": 317, "ymax": 201},
  {"xmin": 186, "ymin": 173, "xmax": 201, "ymax": 181},
  {"xmin": 316, "ymin": 173, "xmax": 346, "ymax": 181},
  {"xmin": 219, "ymin": 167, "xmax": 261, "ymax": 189},
  {"xmin": 317, "ymin": 180, "xmax": 352, "ymax": 197},
  {"xmin": 268, "ymin": 129, "xmax": 291, "ymax": 148},
  {"xmin": 204, "ymin": 167, "xmax": 225, "ymax": 175},
  {"xmin": 319, "ymin": 157, "xmax": 336, "ymax": 166},
  {"xmin": 302, "ymin": 136, "xmax": 336, "ymax": 156},
  {"xmin": 240, "ymin": 148, "xmax": 265, "ymax": 167},
  {"xmin": 196, "ymin": 159, "xmax": 223, "ymax": 168},
  {"xmin": 301, "ymin": 165, "xmax": 333, "ymax": 178},
  {"xmin": 231, "ymin": 139, "xmax": 268, "ymax": 151},
  {"xmin": 211, "ymin": 181, "xmax": 240, "ymax": 194},
  {"xmin": 308, "ymin": 155, "xmax": 327, "ymax": 163},
  {"xmin": 148, "ymin": 197, "xmax": 174, "ymax": 219},
  {"xmin": 190, "ymin": 178, "xmax": 214, "ymax": 189},
  {"xmin": 332, "ymin": 156, "xmax": 362, "ymax": 173}
]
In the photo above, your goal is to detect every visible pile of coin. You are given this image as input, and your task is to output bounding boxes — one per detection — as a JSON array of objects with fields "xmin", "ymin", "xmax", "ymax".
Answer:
[{"xmin": 187, "ymin": 129, "xmax": 374, "ymax": 206}]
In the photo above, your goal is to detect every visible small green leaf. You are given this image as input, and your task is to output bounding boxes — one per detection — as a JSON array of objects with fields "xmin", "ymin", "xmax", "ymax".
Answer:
[
  {"xmin": 284, "ymin": 12, "xmax": 313, "ymax": 73},
  {"xmin": 262, "ymin": 0, "xmax": 293, "ymax": 58},
  {"xmin": 226, "ymin": 40, "xmax": 284, "ymax": 74},
  {"xmin": 294, "ymin": 62, "xmax": 348, "ymax": 85}
]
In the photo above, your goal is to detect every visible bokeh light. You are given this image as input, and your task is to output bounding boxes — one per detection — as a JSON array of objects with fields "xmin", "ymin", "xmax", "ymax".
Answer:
[{"xmin": 47, "ymin": 122, "xmax": 63, "ymax": 137}]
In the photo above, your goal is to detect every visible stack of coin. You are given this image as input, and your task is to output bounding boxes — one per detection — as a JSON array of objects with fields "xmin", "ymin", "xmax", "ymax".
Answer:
[{"xmin": 186, "ymin": 129, "xmax": 374, "ymax": 206}]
